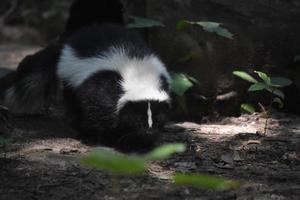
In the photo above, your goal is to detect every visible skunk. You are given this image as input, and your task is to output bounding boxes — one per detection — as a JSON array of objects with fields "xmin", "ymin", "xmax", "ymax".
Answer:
[{"xmin": 0, "ymin": 0, "xmax": 171, "ymax": 150}]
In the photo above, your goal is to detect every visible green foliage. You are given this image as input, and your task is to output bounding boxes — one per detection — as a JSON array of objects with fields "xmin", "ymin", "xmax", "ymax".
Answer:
[
  {"xmin": 240, "ymin": 103, "xmax": 255, "ymax": 114},
  {"xmin": 173, "ymin": 173, "xmax": 240, "ymax": 190},
  {"xmin": 254, "ymin": 71, "xmax": 270, "ymax": 84},
  {"xmin": 127, "ymin": 16, "xmax": 165, "ymax": 28},
  {"xmin": 81, "ymin": 144, "xmax": 240, "ymax": 190},
  {"xmin": 176, "ymin": 20, "xmax": 234, "ymax": 40},
  {"xmin": 232, "ymin": 71, "xmax": 257, "ymax": 83},
  {"xmin": 233, "ymin": 70, "xmax": 292, "ymax": 99},
  {"xmin": 170, "ymin": 73, "xmax": 195, "ymax": 97},
  {"xmin": 81, "ymin": 148, "xmax": 146, "ymax": 174},
  {"xmin": 145, "ymin": 143, "xmax": 186, "ymax": 161},
  {"xmin": 170, "ymin": 72, "xmax": 201, "ymax": 114},
  {"xmin": 170, "ymin": 72, "xmax": 200, "ymax": 97},
  {"xmin": 233, "ymin": 70, "xmax": 292, "ymax": 134},
  {"xmin": 270, "ymin": 77, "xmax": 293, "ymax": 87},
  {"xmin": 248, "ymin": 82, "xmax": 267, "ymax": 91},
  {"xmin": 81, "ymin": 143, "xmax": 187, "ymax": 175}
]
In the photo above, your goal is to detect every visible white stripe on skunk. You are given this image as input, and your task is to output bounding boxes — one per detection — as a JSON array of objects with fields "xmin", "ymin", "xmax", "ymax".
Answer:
[{"xmin": 57, "ymin": 45, "xmax": 170, "ymax": 111}]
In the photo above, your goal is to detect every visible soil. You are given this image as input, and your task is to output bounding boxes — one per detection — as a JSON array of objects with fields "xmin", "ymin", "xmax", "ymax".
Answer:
[{"xmin": 0, "ymin": 44, "xmax": 300, "ymax": 200}]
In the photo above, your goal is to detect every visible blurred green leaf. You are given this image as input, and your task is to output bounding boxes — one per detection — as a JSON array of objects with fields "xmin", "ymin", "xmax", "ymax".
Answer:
[
  {"xmin": 173, "ymin": 173, "xmax": 240, "ymax": 190},
  {"xmin": 248, "ymin": 82, "xmax": 267, "ymax": 91},
  {"xmin": 254, "ymin": 71, "xmax": 271, "ymax": 84},
  {"xmin": 241, "ymin": 104, "xmax": 255, "ymax": 114},
  {"xmin": 145, "ymin": 143, "xmax": 186, "ymax": 161},
  {"xmin": 270, "ymin": 77, "xmax": 292, "ymax": 87},
  {"xmin": 127, "ymin": 16, "xmax": 164, "ymax": 28},
  {"xmin": 171, "ymin": 73, "xmax": 194, "ymax": 96},
  {"xmin": 233, "ymin": 71, "xmax": 257, "ymax": 83},
  {"xmin": 81, "ymin": 148, "xmax": 146, "ymax": 174},
  {"xmin": 177, "ymin": 20, "xmax": 234, "ymax": 40}
]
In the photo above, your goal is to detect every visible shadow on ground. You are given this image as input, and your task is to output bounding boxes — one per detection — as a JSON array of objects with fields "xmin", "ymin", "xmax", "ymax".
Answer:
[{"xmin": 0, "ymin": 111, "xmax": 299, "ymax": 200}]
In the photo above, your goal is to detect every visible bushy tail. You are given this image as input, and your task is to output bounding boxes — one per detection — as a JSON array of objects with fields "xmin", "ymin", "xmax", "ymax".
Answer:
[
  {"xmin": 0, "ymin": 43, "xmax": 62, "ymax": 115},
  {"xmin": 65, "ymin": 0, "xmax": 124, "ymax": 36}
]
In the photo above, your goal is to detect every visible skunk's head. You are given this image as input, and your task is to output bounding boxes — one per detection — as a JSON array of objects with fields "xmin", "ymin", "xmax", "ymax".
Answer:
[
  {"xmin": 116, "ymin": 99, "xmax": 170, "ymax": 139},
  {"xmin": 112, "ymin": 56, "xmax": 171, "ymax": 147}
]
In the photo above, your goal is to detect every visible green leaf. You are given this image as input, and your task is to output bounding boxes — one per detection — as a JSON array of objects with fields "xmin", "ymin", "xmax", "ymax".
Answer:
[
  {"xmin": 232, "ymin": 71, "xmax": 258, "ymax": 83},
  {"xmin": 127, "ymin": 16, "xmax": 164, "ymax": 28},
  {"xmin": 270, "ymin": 77, "xmax": 292, "ymax": 87},
  {"xmin": 240, "ymin": 103, "xmax": 255, "ymax": 114},
  {"xmin": 272, "ymin": 89, "xmax": 285, "ymax": 99},
  {"xmin": 171, "ymin": 73, "xmax": 194, "ymax": 96},
  {"xmin": 273, "ymin": 97, "xmax": 284, "ymax": 108},
  {"xmin": 81, "ymin": 148, "xmax": 146, "ymax": 174},
  {"xmin": 177, "ymin": 20, "xmax": 234, "ymax": 40},
  {"xmin": 173, "ymin": 173, "xmax": 240, "ymax": 190},
  {"xmin": 248, "ymin": 82, "xmax": 267, "ymax": 91},
  {"xmin": 254, "ymin": 71, "xmax": 271, "ymax": 84},
  {"xmin": 145, "ymin": 143, "xmax": 186, "ymax": 161}
]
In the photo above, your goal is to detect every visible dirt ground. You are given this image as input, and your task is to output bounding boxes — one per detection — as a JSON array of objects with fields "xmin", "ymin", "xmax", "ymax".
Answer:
[{"xmin": 0, "ymin": 44, "xmax": 300, "ymax": 200}]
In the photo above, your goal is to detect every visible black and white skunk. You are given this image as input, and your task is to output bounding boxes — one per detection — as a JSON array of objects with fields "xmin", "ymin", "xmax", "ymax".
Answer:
[{"xmin": 1, "ymin": 0, "xmax": 171, "ymax": 150}]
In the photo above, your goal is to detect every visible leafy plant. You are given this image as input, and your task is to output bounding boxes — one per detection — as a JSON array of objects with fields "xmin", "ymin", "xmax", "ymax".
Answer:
[
  {"xmin": 176, "ymin": 20, "xmax": 234, "ymax": 40},
  {"xmin": 127, "ymin": 16, "xmax": 165, "ymax": 28},
  {"xmin": 233, "ymin": 70, "xmax": 292, "ymax": 134}
]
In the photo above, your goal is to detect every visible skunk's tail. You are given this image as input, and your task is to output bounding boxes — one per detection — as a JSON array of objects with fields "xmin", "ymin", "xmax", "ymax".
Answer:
[{"xmin": 65, "ymin": 0, "xmax": 124, "ymax": 36}]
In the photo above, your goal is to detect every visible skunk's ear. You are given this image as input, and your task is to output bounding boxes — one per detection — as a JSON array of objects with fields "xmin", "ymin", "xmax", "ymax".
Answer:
[{"xmin": 4, "ymin": 43, "xmax": 62, "ymax": 115}]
